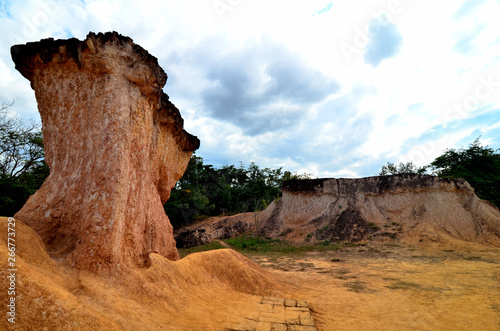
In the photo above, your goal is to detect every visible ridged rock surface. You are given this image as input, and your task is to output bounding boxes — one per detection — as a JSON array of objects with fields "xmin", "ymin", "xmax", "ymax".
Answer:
[
  {"xmin": 11, "ymin": 32, "xmax": 199, "ymax": 272},
  {"xmin": 261, "ymin": 175, "xmax": 500, "ymax": 245},
  {"xmin": 176, "ymin": 175, "xmax": 500, "ymax": 247}
]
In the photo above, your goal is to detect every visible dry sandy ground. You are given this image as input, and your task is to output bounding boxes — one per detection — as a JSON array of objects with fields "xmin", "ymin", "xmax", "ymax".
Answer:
[
  {"xmin": 248, "ymin": 240, "xmax": 500, "ymax": 331},
  {"xmin": 1, "ymin": 217, "xmax": 499, "ymax": 330}
]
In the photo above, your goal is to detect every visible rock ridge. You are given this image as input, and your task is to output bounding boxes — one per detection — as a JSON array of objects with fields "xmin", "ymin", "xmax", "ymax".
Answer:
[
  {"xmin": 175, "ymin": 175, "xmax": 500, "ymax": 247},
  {"xmin": 282, "ymin": 174, "xmax": 473, "ymax": 195}
]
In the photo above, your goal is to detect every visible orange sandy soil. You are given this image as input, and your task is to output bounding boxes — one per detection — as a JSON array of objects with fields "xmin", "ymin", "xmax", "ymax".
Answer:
[
  {"xmin": 1, "ymin": 217, "xmax": 499, "ymax": 330},
  {"xmin": 248, "ymin": 240, "xmax": 500, "ymax": 331}
]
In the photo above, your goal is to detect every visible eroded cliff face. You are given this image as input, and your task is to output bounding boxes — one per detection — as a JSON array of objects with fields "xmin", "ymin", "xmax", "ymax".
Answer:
[
  {"xmin": 11, "ymin": 32, "xmax": 199, "ymax": 272},
  {"xmin": 260, "ymin": 175, "xmax": 500, "ymax": 245},
  {"xmin": 175, "ymin": 175, "xmax": 500, "ymax": 247}
]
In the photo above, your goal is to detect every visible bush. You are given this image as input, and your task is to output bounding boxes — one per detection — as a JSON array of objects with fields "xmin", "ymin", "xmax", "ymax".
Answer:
[{"xmin": 430, "ymin": 138, "xmax": 500, "ymax": 208}]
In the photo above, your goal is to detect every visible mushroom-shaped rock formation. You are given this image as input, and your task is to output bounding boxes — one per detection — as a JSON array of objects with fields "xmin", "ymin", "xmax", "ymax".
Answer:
[{"xmin": 11, "ymin": 32, "xmax": 199, "ymax": 273}]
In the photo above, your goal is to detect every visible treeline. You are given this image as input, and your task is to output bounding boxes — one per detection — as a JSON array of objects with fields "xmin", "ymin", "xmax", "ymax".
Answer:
[
  {"xmin": 164, "ymin": 155, "xmax": 310, "ymax": 228},
  {"xmin": 379, "ymin": 138, "xmax": 500, "ymax": 209},
  {"xmin": 170, "ymin": 139, "xmax": 500, "ymax": 228}
]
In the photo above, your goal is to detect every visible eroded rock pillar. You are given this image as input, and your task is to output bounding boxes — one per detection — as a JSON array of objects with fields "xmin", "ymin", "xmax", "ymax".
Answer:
[{"xmin": 11, "ymin": 32, "xmax": 199, "ymax": 272}]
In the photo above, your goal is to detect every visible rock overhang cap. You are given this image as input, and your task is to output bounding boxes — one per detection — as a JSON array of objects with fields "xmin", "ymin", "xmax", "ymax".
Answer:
[
  {"xmin": 10, "ymin": 31, "xmax": 167, "ymax": 87},
  {"xmin": 10, "ymin": 31, "xmax": 199, "ymax": 152}
]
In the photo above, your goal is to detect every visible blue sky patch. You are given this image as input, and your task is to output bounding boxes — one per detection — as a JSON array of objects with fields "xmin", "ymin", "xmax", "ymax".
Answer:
[
  {"xmin": 453, "ymin": 24, "xmax": 486, "ymax": 55},
  {"xmin": 0, "ymin": 0, "xmax": 12, "ymax": 18},
  {"xmin": 454, "ymin": 0, "xmax": 487, "ymax": 19},
  {"xmin": 312, "ymin": 2, "xmax": 333, "ymax": 17},
  {"xmin": 363, "ymin": 20, "xmax": 403, "ymax": 67}
]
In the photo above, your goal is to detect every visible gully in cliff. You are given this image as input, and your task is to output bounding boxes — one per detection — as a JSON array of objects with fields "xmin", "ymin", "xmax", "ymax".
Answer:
[{"xmin": 11, "ymin": 32, "xmax": 199, "ymax": 273}]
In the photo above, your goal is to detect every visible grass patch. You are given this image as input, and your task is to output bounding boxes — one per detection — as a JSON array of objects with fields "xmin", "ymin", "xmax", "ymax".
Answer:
[
  {"xmin": 462, "ymin": 255, "xmax": 482, "ymax": 261},
  {"xmin": 333, "ymin": 268, "xmax": 357, "ymax": 280},
  {"xmin": 179, "ymin": 235, "xmax": 369, "ymax": 257},
  {"xmin": 385, "ymin": 280, "xmax": 422, "ymax": 290},
  {"xmin": 344, "ymin": 281, "xmax": 371, "ymax": 293},
  {"xmin": 456, "ymin": 254, "xmax": 498, "ymax": 264},
  {"xmin": 334, "ymin": 268, "xmax": 352, "ymax": 275},
  {"xmin": 223, "ymin": 235, "xmax": 345, "ymax": 253},
  {"xmin": 225, "ymin": 235, "xmax": 288, "ymax": 252},
  {"xmin": 343, "ymin": 242, "xmax": 359, "ymax": 247},
  {"xmin": 178, "ymin": 241, "xmax": 225, "ymax": 258},
  {"xmin": 336, "ymin": 275, "xmax": 357, "ymax": 280},
  {"xmin": 384, "ymin": 278, "xmax": 449, "ymax": 292},
  {"xmin": 379, "ymin": 232, "xmax": 398, "ymax": 239}
]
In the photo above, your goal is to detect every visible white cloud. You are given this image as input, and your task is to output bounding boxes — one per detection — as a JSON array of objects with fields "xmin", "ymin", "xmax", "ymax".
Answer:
[{"xmin": 1, "ymin": 0, "xmax": 499, "ymax": 178}]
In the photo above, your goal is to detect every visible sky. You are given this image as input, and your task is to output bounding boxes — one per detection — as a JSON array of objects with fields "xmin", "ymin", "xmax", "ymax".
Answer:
[{"xmin": 1, "ymin": 0, "xmax": 499, "ymax": 178}]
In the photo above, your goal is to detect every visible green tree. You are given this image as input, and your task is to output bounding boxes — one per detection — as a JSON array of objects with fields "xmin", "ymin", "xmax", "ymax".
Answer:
[
  {"xmin": 164, "ymin": 154, "xmax": 310, "ymax": 228},
  {"xmin": 379, "ymin": 161, "xmax": 427, "ymax": 176},
  {"xmin": 282, "ymin": 170, "xmax": 312, "ymax": 181},
  {"xmin": 0, "ymin": 101, "xmax": 49, "ymax": 215},
  {"xmin": 429, "ymin": 138, "xmax": 500, "ymax": 207},
  {"xmin": 164, "ymin": 155, "xmax": 215, "ymax": 227}
]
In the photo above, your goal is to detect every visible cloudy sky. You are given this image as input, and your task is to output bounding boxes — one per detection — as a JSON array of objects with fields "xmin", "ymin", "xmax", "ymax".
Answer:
[{"xmin": 1, "ymin": 0, "xmax": 499, "ymax": 178}]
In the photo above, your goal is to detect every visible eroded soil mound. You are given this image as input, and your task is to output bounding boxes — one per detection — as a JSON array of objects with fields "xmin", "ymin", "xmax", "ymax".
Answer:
[{"xmin": 0, "ymin": 217, "xmax": 282, "ymax": 330}]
